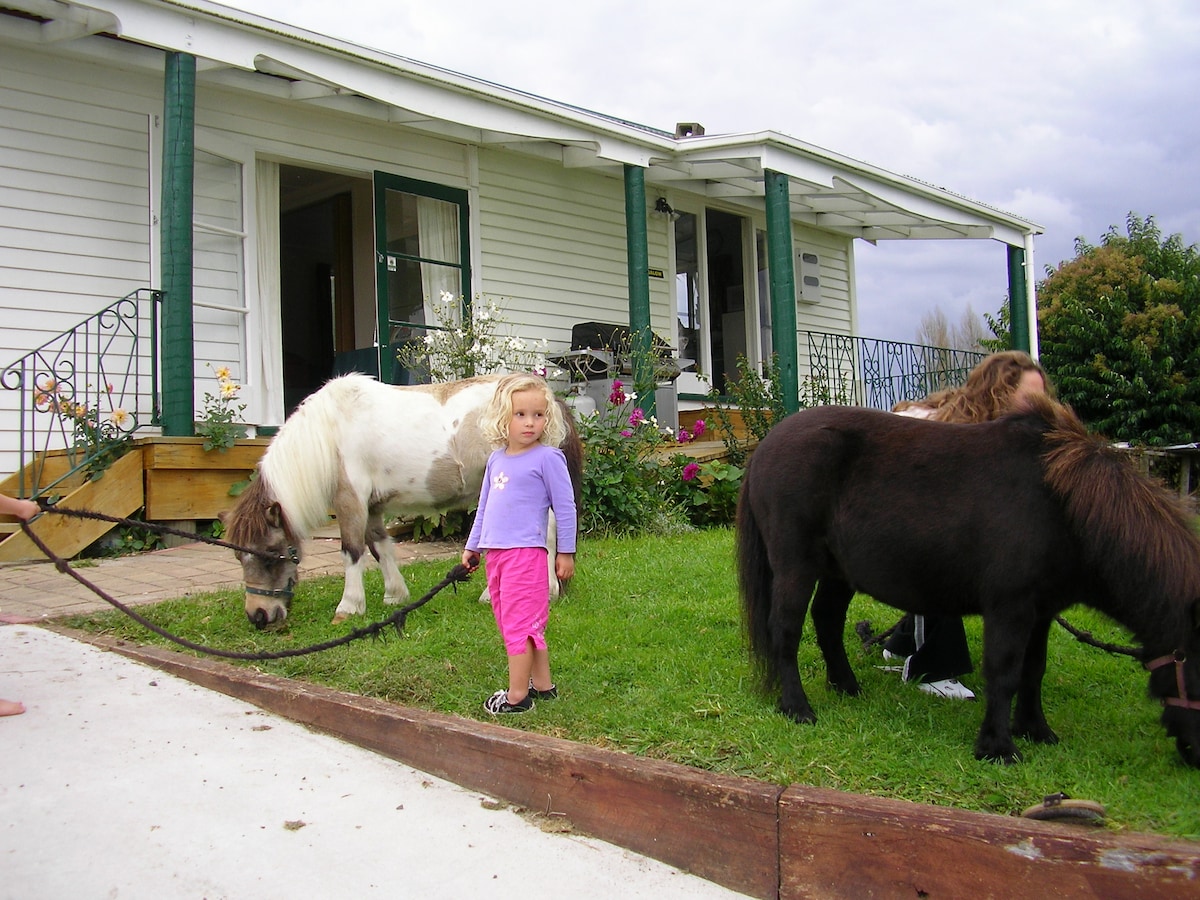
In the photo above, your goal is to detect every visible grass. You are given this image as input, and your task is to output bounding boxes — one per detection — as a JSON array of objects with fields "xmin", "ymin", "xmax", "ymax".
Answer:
[{"xmin": 62, "ymin": 528, "xmax": 1200, "ymax": 841}]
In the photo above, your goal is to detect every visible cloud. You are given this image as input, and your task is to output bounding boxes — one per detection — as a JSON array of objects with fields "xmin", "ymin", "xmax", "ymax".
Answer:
[{"xmin": 220, "ymin": 0, "xmax": 1200, "ymax": 343}]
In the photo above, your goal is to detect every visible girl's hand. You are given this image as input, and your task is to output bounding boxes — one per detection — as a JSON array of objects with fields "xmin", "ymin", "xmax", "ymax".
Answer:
[
  {"xmin": 462, "ymin": 550, "xmax": 481, "ymax": 572},
  {"xmin": 555, "ymin": 552, "xmax": 575, "ymax": 581}
]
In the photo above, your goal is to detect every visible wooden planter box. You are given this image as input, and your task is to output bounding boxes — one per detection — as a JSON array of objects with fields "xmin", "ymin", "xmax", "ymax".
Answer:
[{"xmin": 141, "ymin": 436, "xmax": 269, "ymax": 521}]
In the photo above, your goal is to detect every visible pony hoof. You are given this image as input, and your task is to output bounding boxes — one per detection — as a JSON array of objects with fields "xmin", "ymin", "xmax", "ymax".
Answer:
[
  {"xmin": 780, "ymin": 705, "xmax": 817, "ymax": 725},
  {"xmin": 331, "ymin": 612, "xmax": 350, "ymax": 625},
  {"xmin": 975, "ymin": 747, "xmax": 1022, "ymax": 765}
]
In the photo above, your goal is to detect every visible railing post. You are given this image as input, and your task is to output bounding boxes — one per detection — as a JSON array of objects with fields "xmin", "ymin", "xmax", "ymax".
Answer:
[
  {"xmin": 764, "ymin": 170, "xmax": 800, "ymax": 414},
  {"xmin": 161, "ymin": 52, "xmax": 196, "ymax": 436},
  {"xmin": 624, "ymin": 164, "xmax": 655, "ymax": 418},
  {"xmin": 1007, "ymin": 245, "xmax": 1031, "ymax": 355}
]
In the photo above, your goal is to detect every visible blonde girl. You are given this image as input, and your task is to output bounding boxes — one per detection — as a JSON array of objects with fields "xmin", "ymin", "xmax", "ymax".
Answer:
[{"xmin": 462, "ymin": 373, "xmax": 577, "ymax": 714}]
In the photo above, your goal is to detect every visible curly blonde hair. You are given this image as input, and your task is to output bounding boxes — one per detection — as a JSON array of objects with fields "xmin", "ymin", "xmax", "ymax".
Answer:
[
  {"xmin": 895, "ymin": 351, "xmax": 1053, "ymax": 424},
  {"xmin": 479, "ymin": 373, "xmax": 568, "ymax": 448}
]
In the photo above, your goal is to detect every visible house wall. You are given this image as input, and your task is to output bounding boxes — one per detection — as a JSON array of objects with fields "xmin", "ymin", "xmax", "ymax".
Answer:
[
  {"xmin": 0, "ymin": 41, "xmax": 679, "ymax": 475},
  {"xmin": 794, "ymin": 225, "xmax": 853, "ymax": 334},
  {"xmin": 476, "ymin": 148, "xmax": 674, "ymax": 353},
  {"xmin": 0, "ymin": 35, "xmax": 846, "ymax": 477},
  {"xmin": 0, "ymin": 43, "xmax": 158, "ymax": 477}
]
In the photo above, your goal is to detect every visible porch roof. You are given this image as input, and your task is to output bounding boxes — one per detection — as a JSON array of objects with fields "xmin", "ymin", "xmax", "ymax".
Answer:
[{"xmin": 0, "ymin": 0, "xmax": 1042, "ymax": 247}]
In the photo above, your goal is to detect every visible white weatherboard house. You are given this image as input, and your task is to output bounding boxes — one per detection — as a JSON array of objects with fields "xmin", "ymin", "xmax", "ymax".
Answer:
[{"xmin": 0, "ymin": 0, "xmax": 1042, "ymax": 483}]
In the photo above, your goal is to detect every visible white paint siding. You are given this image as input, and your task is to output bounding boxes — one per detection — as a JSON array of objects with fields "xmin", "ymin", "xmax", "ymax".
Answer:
[
  {"xmin": 0, "ymin": 45, "xmax": 157, "ymax": 475},
  {"xmin": 0, "ymin": 46, "xmax": 154, "ymax": 338},
  {"xmin": 794, "ymin": 225, "xmax": 853, "ymax": 336},
  {"xmin": 476, "ymin": 148, "xmax": 674, "ymax": 355}
]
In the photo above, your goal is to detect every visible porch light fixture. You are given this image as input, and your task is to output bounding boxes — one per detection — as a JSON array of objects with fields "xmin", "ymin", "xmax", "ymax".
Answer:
[{"xmin": 653, "ymin": 197, "xmax": 680, "ymax": 220}]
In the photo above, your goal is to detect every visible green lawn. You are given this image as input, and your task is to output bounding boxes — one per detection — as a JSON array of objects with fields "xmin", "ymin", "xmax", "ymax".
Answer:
[{"xmin": 64, "ymin": 528, "xmax": 1200, "ymax": 840}]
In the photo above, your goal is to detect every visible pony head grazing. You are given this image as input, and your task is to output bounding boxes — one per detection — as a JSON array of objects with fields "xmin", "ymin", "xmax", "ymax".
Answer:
[
  {"xmin": 1036, "ymin": 394, "xmax": 1200, "ymax": 767},
  {"xmin": 223, "ymin": 474, "xmax": 303, "ymax": 629}
]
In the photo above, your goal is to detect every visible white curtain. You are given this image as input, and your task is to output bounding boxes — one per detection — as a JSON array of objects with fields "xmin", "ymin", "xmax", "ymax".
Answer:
[
  {"xmin": 255, "ymin": 160, "xmax": 284, "ymax": 425},
  {"xmin": 417, "ymin": 196, "xmax": 460, "ymax": 318}
]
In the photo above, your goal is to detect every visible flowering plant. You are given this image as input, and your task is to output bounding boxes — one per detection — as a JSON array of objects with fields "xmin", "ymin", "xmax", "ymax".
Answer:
[
  {"xmin": 397, "ymin": 291, "xmax": 551, "ymax": 382},
  {"xmin": 577, "ymin": 379, "xmax": 686, "ymax": 534},
  {"xmin": 34, "ymin": 378, "xmax": 133, "ymax": 478},
  {"xmin": 664, "ymin": 455, "xmax": 743, "ymax": 527},
  {"xmin": 195, "ymin": 364, "xmax": 247, "ymax": 452}
]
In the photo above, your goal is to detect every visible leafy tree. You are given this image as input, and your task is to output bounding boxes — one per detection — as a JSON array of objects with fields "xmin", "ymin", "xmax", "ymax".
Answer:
[{"xmin": 1036, "ymin": 214, "xmax": 1200, "ymax": 445}]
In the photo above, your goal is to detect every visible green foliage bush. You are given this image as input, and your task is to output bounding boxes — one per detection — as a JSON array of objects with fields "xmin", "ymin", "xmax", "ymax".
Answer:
[
  {"xmin": 1038, "ymin": 214, "xmax": 1200, "ymax": 445},
  {"xmin": 577, "ymin": 379, "xmax": 742, "ymax": 534}
]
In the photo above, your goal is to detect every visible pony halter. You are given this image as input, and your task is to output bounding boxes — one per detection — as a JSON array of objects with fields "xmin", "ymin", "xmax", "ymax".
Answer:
[
  {"xmin": 1144, "ymin": 651, "xmax": 1200, "ymax": 711},
  {"xmin": 243, "ymin": 546, "xmax": 300, "ymax": 601}
]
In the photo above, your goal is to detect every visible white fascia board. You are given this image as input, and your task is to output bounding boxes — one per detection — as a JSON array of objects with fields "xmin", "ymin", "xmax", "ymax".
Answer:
[
  {"xmin": 686, "ymin": 134, "xmax": 1042, "ymax": 245},
  {"xmin": 95, "ymin": 0, "xmax": 678, "ymax": 161}
]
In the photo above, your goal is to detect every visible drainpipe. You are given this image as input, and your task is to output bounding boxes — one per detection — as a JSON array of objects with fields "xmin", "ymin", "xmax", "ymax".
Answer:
[
  {"xmin": 623, "ymin": 164, "xmax": 655, "ymax": 418},
  {"xmin": 764, "ymin": 170, "xmax": 800, "ymax": 413},
  {"xmin": 1007, "ymin": 244, "xmax": 1030, "ymax": 356},
  {"xmin": 161, "ymin": 52, "xmax": 196, "ymax": 436}
]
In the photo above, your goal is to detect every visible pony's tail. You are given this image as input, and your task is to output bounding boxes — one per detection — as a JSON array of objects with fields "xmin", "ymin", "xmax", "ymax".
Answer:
[{"xmin": 736, "ymin": 457, "xmax": 778, "ymax": 691}]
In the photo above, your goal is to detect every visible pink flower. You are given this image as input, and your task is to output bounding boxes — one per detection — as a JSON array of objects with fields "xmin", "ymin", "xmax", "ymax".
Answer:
[
  {"xmin": 620, "ymin": 429, "xmax": 633, "ymax": 438},
  {"xmin": 608, "ymin": 380, "xmax": 626, "ymax": 406},
  {"xmin": 677, "ymin": 428, "xmax": 692, "ymax": 443},
  {"xmin": 681, "ymin": 462, "xmax": 701, "ymax": 481},
  {"xmin": 693, "ymin": 419, "xmax": 706, "ymax": 437},
  {"xmin": 628, "ymin": 408, "xmax": 645, "ymax": 427}
]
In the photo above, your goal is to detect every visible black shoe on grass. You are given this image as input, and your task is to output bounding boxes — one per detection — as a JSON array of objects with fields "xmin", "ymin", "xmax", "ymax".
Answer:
[
  {"xmin": 528, "ymin": 681, "xmax": 558, "ymax": 700},
  {"xmin": 484, "ymin": 689, "xmax": 534, "ymax": 714}
]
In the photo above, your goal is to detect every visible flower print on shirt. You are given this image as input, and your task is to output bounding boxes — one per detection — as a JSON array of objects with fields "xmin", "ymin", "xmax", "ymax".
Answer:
[{"xmin": 491, "ymin": 471, "xmax": 509, "ymax": 491}]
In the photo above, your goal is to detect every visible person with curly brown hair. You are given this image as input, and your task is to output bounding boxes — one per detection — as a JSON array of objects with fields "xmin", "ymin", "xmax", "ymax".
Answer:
[{"xmin": 883, "ymin": 351, "xmax": 1051, "ymax": 700}]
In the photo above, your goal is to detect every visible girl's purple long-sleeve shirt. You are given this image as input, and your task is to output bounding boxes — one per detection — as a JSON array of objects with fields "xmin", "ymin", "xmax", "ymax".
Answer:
[{"xmin": 465, "ymin": 444, "xmax": 577, "ymax": 553}]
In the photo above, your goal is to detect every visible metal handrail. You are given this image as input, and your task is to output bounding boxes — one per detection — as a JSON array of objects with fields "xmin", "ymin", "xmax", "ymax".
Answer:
[
  {"xmin": 0, "ymin": 289, "xmax": 161, "ymax": 499},
  {"xmin": 799, "ymin": 330, "xmax": 985, "ymax": 410}
]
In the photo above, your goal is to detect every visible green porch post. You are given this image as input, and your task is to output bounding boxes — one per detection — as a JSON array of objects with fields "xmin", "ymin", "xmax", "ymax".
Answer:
[
  {"xmin": 1007, "ymin": 245, "xmax": 1031, "ymax": 354},
  {"xmin": 161, "ymin": 52, "xmax": 196, "ymax": 436},
  {"xmin": 623, "ymin": 164, "xmax": 655, "ymax": 417},
  {"xmin": 764, "ymin": 170, "xmax": 800, "ymax": 413}
]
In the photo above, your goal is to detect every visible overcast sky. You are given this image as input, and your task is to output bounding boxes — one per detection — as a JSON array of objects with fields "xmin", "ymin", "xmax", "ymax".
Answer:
[{"xmin": 217, "ymin": 0, "xmax": 1200, "ymax": 344}]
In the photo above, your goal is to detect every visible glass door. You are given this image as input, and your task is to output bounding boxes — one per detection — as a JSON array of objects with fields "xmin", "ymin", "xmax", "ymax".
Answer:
[{"xmin": 373, "ymin": 172, "xmax": 470, "ymax": 383}]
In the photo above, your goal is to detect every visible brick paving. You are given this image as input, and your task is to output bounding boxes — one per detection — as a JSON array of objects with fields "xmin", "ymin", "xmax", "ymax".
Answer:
[{"xmin": 0, "ymin": 527, "xmax": 459, "ymax": 623}]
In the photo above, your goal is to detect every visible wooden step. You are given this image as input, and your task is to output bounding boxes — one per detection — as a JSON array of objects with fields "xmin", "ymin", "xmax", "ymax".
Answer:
[{"xmin": 0, "ymin": 448, "xmax": 145, "ymax": 563}]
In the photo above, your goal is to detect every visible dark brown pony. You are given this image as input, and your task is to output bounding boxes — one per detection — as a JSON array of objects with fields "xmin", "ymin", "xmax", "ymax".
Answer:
[{"xmin": 737, "ymin": 395, "xmax": 1200, "ymax": 766}]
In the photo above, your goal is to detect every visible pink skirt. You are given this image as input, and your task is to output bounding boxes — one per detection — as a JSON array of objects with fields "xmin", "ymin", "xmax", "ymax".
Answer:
[{"xmin": 484, "ymin": 547, "xmax": 550, "ymax": 655}]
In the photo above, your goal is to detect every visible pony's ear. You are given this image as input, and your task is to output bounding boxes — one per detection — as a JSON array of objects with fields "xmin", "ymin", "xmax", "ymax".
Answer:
[{"xmin": 266, "ymin": 502, "xmax": 284, "ymax": 529}]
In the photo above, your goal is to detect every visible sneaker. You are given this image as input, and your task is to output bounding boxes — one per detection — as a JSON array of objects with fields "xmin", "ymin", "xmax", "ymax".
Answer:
[
  {"xmin": 882, "ymin": 649, "xmax": 907, "ymax": 662},
  {"xmin": 918, "ymin": 679, "xmax": 976, "ymax": 701},
  {"xmin": 528, "ymin": 680, "xmax": 558, "ymax": 700},
  {"xmin": 483, "ymin": 690, "xmax": 534, "ymax": 714}
]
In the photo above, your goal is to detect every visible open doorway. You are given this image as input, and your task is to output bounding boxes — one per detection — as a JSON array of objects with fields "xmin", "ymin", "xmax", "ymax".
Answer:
[
  {"xmin": 704, "ymin": 209, "xmax": 748, "ymax": 394},
  {"xmin": 278, "ymin": 165, "xmax": 371, "ymax": 414}
]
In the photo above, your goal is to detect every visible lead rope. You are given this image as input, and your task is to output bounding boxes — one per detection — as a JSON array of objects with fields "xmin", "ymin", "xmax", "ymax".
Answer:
[{"xmin": 18, "ymin": 516, "xmax": 471, "ymax": 661}]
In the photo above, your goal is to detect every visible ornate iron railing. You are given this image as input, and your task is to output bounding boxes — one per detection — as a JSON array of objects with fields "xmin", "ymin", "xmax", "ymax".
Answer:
[
  {"xmin": 800, "ymin": 331, "xmax": 985, "ymax": 410},
  {"xmin": 1, "ymin": 289, "xmax": 161, "ymax": 499}
]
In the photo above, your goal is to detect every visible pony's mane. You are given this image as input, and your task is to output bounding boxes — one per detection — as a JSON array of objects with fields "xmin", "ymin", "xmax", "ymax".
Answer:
[
  {"xmin": 255, "ymin": 375, "xmax": 364, "ymax": 536},
  {"xmin": 225, "ymin": 473, "xmax": 304, "ymax": 551},
  {"xmin": 1034, "ymin": 394, "xmax": 1200, "ymax": 623}
]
